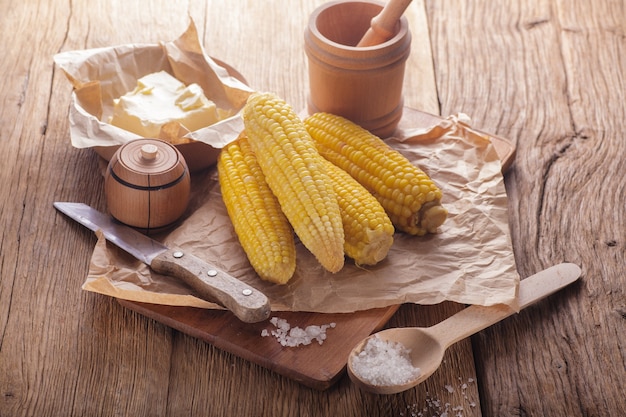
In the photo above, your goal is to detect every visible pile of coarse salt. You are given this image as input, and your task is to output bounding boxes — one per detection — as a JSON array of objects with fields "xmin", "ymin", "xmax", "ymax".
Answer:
[
  {"xmin": 350, "ymin": 335, "xmax": 421, "ymax": 386},
  {"xmin": 261, "ymin": 317, "xmax": 336, "ymax": 347}
]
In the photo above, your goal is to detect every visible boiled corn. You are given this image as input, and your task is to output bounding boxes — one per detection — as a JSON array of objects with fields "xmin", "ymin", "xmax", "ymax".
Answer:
[
  {"xmin": 243, "ymin": 93, "xmax": 345, "ymax": 273},
  {"xmin": 321, "ymin": 157, "xmax": 394, "ymax": 266},
  {"xmin": 218, "ymin": 131, "xmax": 296, "ymax": 284},
  {"xmin": 304, "ymin": 112, "xmax": 447, "ymax": 236}
]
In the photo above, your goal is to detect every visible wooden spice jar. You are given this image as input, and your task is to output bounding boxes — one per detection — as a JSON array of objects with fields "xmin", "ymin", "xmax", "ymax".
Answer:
[
  {"xmin": 304, "ymin": 0, "xmax": 411, "ymax": 138},
  {"xmin": 104, "ymin": 139, "xmax": 191, "ymax": 232}
]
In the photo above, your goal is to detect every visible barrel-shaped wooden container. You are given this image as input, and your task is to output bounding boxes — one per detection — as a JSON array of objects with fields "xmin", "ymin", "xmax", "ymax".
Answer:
[
  {"xmin": 104, "ymin": 139, "xmax": 191, "ymax": 232},
  {"xmin": 304, "ymin": 0, "xmax": 411, "ymax": 138}
]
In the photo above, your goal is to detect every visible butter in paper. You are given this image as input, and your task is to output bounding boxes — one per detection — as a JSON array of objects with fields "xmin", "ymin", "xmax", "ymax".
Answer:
[
  {"xmin": 53, "ymin": 19, "xmax": 253, "ymax": 154},
  {"xmin": 82, "ymin": 108, "xmax": 520, "ymax": 313}
]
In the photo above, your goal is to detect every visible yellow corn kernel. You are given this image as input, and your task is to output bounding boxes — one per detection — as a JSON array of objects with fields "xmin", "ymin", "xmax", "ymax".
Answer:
[
  {"xmin": 243, "ymin": 93, "xmax": 345, "ymax": 273},
  {"xmin": 304, "ymin": 112, "xmax": 448, "ymax": 236},
  {"xmin": 321, "ymin": 157, "xmax": 394, "ymax": 266},
  {"xmin": 218, "ymin": 131, "xmax": 296, "ymax": 284}
]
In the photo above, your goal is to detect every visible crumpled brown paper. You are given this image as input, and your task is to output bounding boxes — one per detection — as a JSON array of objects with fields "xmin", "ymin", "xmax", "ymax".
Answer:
[
  {"xmin": 82, "ymin": 108, "xmax": 520, "ymax": 313},
  {"xmin": 53, "ymin": 19, "xmax": 254, "ymax": 169}
]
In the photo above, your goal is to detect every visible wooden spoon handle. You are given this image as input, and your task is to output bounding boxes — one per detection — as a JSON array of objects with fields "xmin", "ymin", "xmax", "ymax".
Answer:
[
  {"xmin": 428, "ymin": 263, "xmax": 581, "ymax": 348},
  {"xmin": 357, "ymin": 0, "xmax": 413, "ymax": 47}
]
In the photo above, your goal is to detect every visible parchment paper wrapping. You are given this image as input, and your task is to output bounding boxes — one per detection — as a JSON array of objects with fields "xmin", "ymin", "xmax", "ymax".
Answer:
[
  {"xmin": 53, "ymin": 19, "xmax": 519, "ymax": 313},
  {"xmin": 53, "ymin": 20, "xmax": 253, "ymax": 155},
  {"xmin": 83, "ymin": 108, "xmax": 520, "ymax": 313}
]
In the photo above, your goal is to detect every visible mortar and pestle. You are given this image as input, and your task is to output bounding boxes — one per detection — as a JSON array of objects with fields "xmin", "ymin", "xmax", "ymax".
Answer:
[{"xmin": 305, "ymin": 0, "xmax": 413, "ymax": 138}]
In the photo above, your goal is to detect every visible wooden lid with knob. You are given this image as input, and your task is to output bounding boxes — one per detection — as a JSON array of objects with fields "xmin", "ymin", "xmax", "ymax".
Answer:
[
  {"xmin": 105, "ymin": 138, "xmax": 191, "ymax": 232},
  {"xmin": 113, "ymin": 139, "xmax": 186, "ymax": 186}
]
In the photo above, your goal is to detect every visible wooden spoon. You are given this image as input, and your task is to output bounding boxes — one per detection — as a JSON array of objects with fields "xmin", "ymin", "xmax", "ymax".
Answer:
[
  {"xmin": 357, "ymin": 0, "xmax": 413, "ymax": 47},
  {"xmin": 347, "ymin": 263, "xmax": 582, "ymax": 394}
]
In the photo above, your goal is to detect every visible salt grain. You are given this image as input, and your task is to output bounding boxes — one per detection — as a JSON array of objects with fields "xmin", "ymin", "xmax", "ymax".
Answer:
[
  {"xmin": 261, "ymin": 317, "xmax": 336, "ymax": 347},
  {"xmin": 400, "ymin": 377, "xmax": 477, "ymax": 417},
  {"xmin": 350, "ymin": 335, "xmax": 421, "ymax": 386}
]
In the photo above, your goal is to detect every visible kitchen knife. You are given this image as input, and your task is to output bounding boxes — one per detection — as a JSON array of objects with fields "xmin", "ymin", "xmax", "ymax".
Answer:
[{"xmin": 54, "ymin": 202, "xmax": 271, "ymax": 323}]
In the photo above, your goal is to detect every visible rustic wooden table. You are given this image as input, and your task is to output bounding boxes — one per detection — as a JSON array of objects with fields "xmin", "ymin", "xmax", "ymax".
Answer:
[{"xmin": 1, "ymin": 0, "xmax": 624, "ymax": 416}]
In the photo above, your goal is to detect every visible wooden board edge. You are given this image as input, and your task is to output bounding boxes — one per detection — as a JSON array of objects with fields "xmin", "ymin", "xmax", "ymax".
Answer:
[{"xmin": 117, "ymin": 299, "xmax": 401, "ymax": 390}]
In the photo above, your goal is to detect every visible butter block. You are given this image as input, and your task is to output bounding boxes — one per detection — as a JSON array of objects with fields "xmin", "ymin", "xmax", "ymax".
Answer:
[{"xmin": 110, "ymin": 71, "xmax": 220, "ymax": 138}]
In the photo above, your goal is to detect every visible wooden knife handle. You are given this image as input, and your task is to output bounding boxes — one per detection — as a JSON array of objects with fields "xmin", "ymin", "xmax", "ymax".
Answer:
[{"xmin": 151, "ymin": 248, "xmax": 271, "ymax": 323}]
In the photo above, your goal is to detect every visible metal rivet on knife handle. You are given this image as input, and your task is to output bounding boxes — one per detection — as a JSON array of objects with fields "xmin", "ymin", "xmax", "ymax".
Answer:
[
  {"xmin": 207, "ymin": 269, "xmax": 218, "ymax": 277},
  {"xmin": 173, "ymin": 251, "xmax": 184, "ymax": 258},
  {"xmin": 242, "ymin": 289, "xmax": 253, "ymax": 296}
]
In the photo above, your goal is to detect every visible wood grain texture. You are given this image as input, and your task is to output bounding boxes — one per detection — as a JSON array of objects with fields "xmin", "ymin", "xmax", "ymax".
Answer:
[
  {"xmin": 427, "ymin": 0, "xmax": 626, "ymax": 416},
  {"xmin": 1, "ymin": 0, "xmax": 623, "ymax": 416},
  {"xmin": 1, "ymin": 1, "xmax": 475, "ymax": 416},
  {"xmin": 117, "ymin": 301, "xmax": 400, "ymax": 390}
]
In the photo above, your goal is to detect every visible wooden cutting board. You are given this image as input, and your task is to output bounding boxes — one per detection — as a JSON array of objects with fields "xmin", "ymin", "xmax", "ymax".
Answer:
[
  {"xmin": 118, "ymin": 300, "xmax": 399, "ymax": 390},
  {"xmin": 119, "ymin": 109, "xmax": 515, "ymax": 390}
]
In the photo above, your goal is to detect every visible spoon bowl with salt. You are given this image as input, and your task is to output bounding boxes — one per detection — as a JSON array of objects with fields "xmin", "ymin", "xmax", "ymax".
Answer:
[{"xmin": 347, "ymin": 263, "xmax": 582, "ymax": 395}]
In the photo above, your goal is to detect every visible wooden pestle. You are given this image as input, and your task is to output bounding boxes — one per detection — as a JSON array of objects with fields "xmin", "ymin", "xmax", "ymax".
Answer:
[{"xmin": 357, "ymin": 0, "xmax": 413, "ymax": 47}]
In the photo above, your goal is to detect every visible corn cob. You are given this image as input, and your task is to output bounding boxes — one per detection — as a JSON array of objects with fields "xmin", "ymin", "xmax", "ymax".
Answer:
[
  {"xmin": 321, "ymin": 157, "xmax": 395, "ymax": 266},
  {"xmin": 304, "ymin": 112, "xmax": 447, "ymax": 236},
  {"xmin": 218, "ymin": 131, "xmax": 296, "ymax": 284},
  {"xmin": 243, "ymin": 93, "xmax": 345, "ymax": 273}
]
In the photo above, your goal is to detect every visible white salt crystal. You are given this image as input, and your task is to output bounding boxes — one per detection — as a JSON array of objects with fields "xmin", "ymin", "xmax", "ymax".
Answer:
[
  {"xmin": 306, "ymin": 326, "xmax": 321, "ymax": 338},
  {"xmin": 289, "ymin": 327, "xmax": 307, "ymax": 339},
  {"xmin": 350, "ymin": 335, "xmax": 421, "ymax": 386},
  {"xmin": 261, "ymin": 317, "xmax": 335, "ymax": 347}
]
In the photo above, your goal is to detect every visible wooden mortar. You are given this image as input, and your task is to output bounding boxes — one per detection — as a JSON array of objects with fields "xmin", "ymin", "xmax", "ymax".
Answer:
[{"xmin": 304, "ymin": 0, "xmax": 411, "ymax": 138}]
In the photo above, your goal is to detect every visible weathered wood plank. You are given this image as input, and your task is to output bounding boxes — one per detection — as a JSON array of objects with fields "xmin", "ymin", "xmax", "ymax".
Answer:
[
  {"xmin": 4, "ymin": 0, "xmax": 622, "ymax": 415},
  {"xmin": 1, "ymin": 0, "xmax": 482, "ymax": 416},
  {"xmin": 427, "ymin": 0, "xmax": 625, "ymax": 415}
]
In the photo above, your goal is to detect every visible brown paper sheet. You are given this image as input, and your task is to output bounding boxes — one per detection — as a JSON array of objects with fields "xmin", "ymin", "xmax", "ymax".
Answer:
[
  {"xmin": 53, "ymin": 19, "xmax": 519, "ymax": 313},
  {"xmin": 82, "ymin": 109, "xmax": 520, "ymax": 313}
]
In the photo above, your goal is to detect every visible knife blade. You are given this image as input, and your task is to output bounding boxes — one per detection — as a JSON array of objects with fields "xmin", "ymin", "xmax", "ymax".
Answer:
[{"xmin": 54, "ymin": 202, "xmax": 271, "ymax": 323}]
